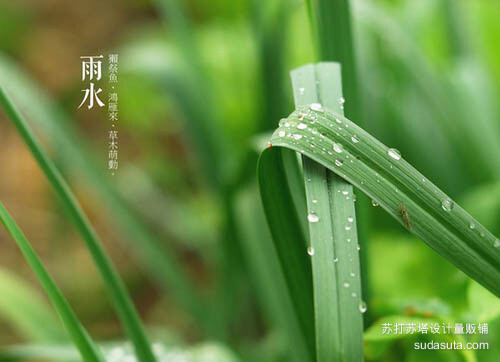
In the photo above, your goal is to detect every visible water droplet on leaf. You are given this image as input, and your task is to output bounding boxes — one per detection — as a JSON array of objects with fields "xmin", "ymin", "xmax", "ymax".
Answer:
[
  {"xmin": 333, "ymin": 143, "xmax": 344, "ymax": 153},
  {"xmin": 387, "ymin": 148, "xmax": 402, "ymax": 160},
  {"xmin": 308, "ymin": 213, "xmax": 319, "ymax": 223},
  {"xmin": 441, "ymin": 199, "xmax": 454, "ymax": 212},
  {"xmin": 310, "ymin": 103, "xmax": 323, "ymax": 111},
  {"xmin": 359, "ymin": 301, "xmax": 368, "ymax": 313}
]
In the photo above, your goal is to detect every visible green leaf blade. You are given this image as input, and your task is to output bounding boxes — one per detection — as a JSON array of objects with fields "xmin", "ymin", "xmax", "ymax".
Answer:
[
  {"xmin": 0, "ymin": 86, "xmax": 156, "ymax": 361},
  {"xmin": 0, "ymin": 204, "xmax": 104, "ymax": 362},
  {"xmin": 291, "ymin": 63, "xmax": 364, "ymax": 361},
  {"xmin": 266, "ymin": 106, "xmax": 500, "ymax": 296}
]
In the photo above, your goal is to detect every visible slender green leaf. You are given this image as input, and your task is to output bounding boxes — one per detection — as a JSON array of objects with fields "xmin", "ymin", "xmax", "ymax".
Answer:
[
  {"xmin": 235, "ymin": 185, "xmax": 312, "ymax": 362},
  {"xmin": 260, "ymin": 106, "xmax": 500, "ymax": 299},
  {"xmin": 306, "ymin": 0, "xmax": 360, "ymax": 120},
  {"xmin": 306, "ymin": 0, "xmax": 372, "ymax": 322},
  {"xmin": 291, "ymin": 63, "xmax": 364, "ymax": 361},
  {"xmin": 0, "ymin": 204, "xmax": 104, "ymax": 362},
  {"xmin": 0, "ymin": 87, "xmax": 156, "ymax": 361},
  {"xmin": 257, "ymin": 148, "xmax": 315, "ymax": 356}
]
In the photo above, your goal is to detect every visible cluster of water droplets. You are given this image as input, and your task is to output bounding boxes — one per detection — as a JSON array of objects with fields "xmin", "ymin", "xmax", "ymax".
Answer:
[
  {"xmin": 341, "ymin": 279, "xmax": 368, "ymax": 314},
  {"xmin": 338, "ymin": 97, "xmax": 345, "ymax": 110}
]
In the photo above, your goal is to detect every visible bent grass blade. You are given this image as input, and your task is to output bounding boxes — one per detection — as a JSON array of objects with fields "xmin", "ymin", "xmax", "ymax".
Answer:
[{"xmin": 261, "ymin": 106, "xmax": 500, "ymax": 298}]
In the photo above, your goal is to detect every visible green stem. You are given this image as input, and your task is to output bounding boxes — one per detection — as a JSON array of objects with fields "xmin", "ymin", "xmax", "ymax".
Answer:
[
  {"xmin": 0, "ymin": 86, "xmax": 156, "ymax": 362},
  {"xmin": 0, "ymin": 203, "xmax": 104, "ymax": 362},
  {"xmin": 306, "ymin": 0, "xmax": 372, "ymax": 325}
]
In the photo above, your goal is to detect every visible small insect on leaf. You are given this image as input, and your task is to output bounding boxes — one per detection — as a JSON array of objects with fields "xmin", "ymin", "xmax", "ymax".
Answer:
[{"xmin": 399, "ymin": 203, "xmax": 412, "ymax": 230}]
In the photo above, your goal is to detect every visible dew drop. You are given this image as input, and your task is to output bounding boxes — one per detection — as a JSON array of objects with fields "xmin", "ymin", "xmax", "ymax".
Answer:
[
  {"xmin": 293, "ymin": 134, "xmax": 303, "ymax": 140},
  {"xmin": 333, "ymin": 143, "xmax": 344, "ymax": 153},
  {"xmin": 343, "ymin": 281, "xmax": 350, "ymax": 288},
  {"xmin": 298, "ymin": 113, "xmax": 305, "ymax": 121},
  {"xmin": 469, "ymin": 223, "xmax": 475, "ymax": 230},
  {"xmin": 308, "ymin": 213, "xmax": 319, "ymax": 223},
  {"xmin": 347, "ymin": 217, "xmax": 354, "ymax": 223},
  {"xmin": 345, "ymin": 225, "xmax": 352, "ymax": 231},
  {"xmin": 351, "ymin": 135, "xmax": 359, "ymax": 143},
  {"xmin": 335, "ymin": 159, "xmax": 343, "ymax": 167},
  {"xmin": 299, "ymin": 87, "xmax": 305, "ymax": 95},
  {"xmin": 278, "ymin": 130, "xmax": 285, "ymax": 137},
  {"xmin": 333, "ymin": 257, "xmax": 339, "ymax": 263},
  {"xmin": 297, "ymin": 122, "xmax": 307, "ymax": 130},
  {"xmin": 351, "ymin": 292, "xmax": 357, "ymax": 297},
  {"xmin": 387, "ymin": 148, "xmax": 402, "ymax": 160},
  {"xmin": 359, "ymin": 300, "xmax": 368, "ymax": 313},
  {"xmin": 312, "ymin": 199, "xmax": 318, "ymax": 204},
  {"xmin": 371, "ymin": 199, "xmax": 379, "ymax": 207},
  {"xmin": 494, "ymin": 239, "xmax": 500, "ymax": 248},
  {"xmin": 307, "ymin": 246, "xmax": 315, "ymax": 256},
  {"xmin": 350, "ymin": 272, "xmax": 356, "ymax": 277},
  {"xmin": 441, "ymin": 199, "xmax": 454, "ymax": 212},
  {"xmin": 310, "ymin": 103, "xmax": 323, "ymax": 111}
]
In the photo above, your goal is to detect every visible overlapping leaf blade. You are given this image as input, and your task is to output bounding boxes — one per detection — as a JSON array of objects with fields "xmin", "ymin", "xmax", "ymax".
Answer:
[
  {"xmin": 260, "ymin": 106, "xmax": 500, "ymax": 301},
  {"xmin": 290, "ymin": 63, "xmax": 364, "ymax": 361}
]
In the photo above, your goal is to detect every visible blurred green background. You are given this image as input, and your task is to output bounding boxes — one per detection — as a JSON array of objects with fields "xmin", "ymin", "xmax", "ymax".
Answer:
[{"xmin": 0, "ymin": 0, "xmax": 499, "ymax": 361}]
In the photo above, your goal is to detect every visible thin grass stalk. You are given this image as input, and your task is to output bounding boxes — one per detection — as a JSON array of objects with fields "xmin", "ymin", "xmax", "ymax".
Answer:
[
  {"xmin": 305, "ymin": 0, "xmax": 372, "ymax": 321},
  {"xmin": 0, "ymin": 87, "xmax": 156, "ymax": 362},
  {"xmin": 291, "ymin": 63, "xmax": 364, "ymax": 361},
  {"xmin": 0, "ymin": 203, "xmax": 104, "ymax": 362}
]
